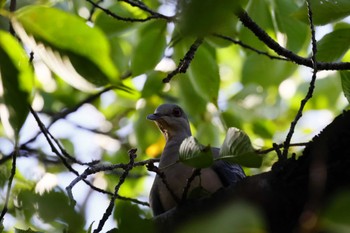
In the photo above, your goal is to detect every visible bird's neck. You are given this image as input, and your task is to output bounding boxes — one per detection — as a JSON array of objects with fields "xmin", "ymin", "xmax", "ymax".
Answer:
[{"xmin": 159, "ymin": 133, "xmax": 190, "ymax": 167}]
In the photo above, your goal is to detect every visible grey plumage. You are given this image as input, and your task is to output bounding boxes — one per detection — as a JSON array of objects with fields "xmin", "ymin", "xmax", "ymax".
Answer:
[{"xmin": 147, "ymin": 104, "xmax": 245, "ymax": 216}]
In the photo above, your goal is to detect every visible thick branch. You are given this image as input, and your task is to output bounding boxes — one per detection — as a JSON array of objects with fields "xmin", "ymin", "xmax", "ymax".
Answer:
[{"xmin": 237, "ymin": 10, "xmax": 350, "ymax": 70}]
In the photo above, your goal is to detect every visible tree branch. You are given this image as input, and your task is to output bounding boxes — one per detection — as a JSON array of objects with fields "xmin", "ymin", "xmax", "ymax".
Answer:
[
  {"xmin": 237, "ymin": 10, "xmax": 350, "ymax": 70},
  {"xmin": 147, "ymin": 162, "xmax": 180, "ymax": 204},
  {"xmin": 282, "ymin": 1, "xmax": 318, "ymax": 159},
  {"xmin": 0, "ymin": 148, "xmax": 17, "ymax": 222},
  {"xmin": 86, "ymin": 0, "xmax": 172, "ymax": 22},
  {"xmin": 213, "ymin": 34, "xmax": 289, "ymax": 61},
  {"xmin": 163, "ymin": 38, "xmax": 203, "ymax": 83},
  {"xmin": 93, "ymin": 149, "xmax": 137, "ymax": 233}
]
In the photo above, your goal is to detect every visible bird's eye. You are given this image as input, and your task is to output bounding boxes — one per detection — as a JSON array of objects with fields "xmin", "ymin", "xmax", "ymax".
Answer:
[{"xmin": 172, "ymin": 107, "xmax": 182, "ymax": 117}]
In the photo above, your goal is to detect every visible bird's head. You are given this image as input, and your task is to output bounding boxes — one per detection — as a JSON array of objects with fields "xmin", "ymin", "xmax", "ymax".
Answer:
[{"xmin": 147, "ymin": 104, "xmax": 192, "ymax": 141}]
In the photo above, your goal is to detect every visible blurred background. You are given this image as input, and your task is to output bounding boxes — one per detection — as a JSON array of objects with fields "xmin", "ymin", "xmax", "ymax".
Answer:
[{"xmin": 0, "ymin": 0, "xmax": 349, "ymax": 232}]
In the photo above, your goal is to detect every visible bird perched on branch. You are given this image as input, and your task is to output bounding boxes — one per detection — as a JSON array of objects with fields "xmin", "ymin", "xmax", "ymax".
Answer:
[{"xmin": 147, "ymin": 103, "xmax": 246, "ymax": 216}]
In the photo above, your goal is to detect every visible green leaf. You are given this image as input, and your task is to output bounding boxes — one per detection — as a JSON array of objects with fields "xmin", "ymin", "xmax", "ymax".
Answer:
[
  {"xmin": 15, "ymin": 228, "xmax": 42, "ymax": 233},
  {"xmin": 114, "ymin": 201, "xmax": 154, "ymax": 233},
  {"xmin": 340, "ymin": 71, "xmax": 350, "ymax": 104},
  {"xmin": 0, "ymin": 30, "xmax": 33, "ymax": 138},
  {"xmin": 293, "ymin": 0, "xmax": 350, "ymax": 26},
  {"xmin": 175, "ymin": 74, "xmax": 207, "ymax": 120},
  {"xmin": 242, "ymin": 54, "xmax": 297, "ymax": 88},
  {"xmin": 187, "ymin": 42, "xmax": 220, "ymax": 103},
  {"xmin": 131, "ymin": 20, "xmax": 167, "ymax": 76},
  {"xmin": 13, "ymin": 5, "xmax": 119, "ymax": 90},
  {"xmin": 36, "ymin": 191, "xmax": 84, "ymax": 231},
  {"xmin": 274, "ymin": 0, "xmax": 309, "ymax": 52},
  {"xmin": 219, "ymin": 127, "xmax": 262, "ymax": 168},
  {"xmin": 179, "ymin": 136, "xmax": 214, "ymax": 169},
  {"xmin": 316, "ymin": 29, "xmax": 350, "ymax": 62},
  {"xmin": 178, "ymin": 202, "xmax": 266, "ymax": 233},
  {"xmin": 239, "ymin": 0, "xmax": 275, "ymax": 53},
  {"xmin": 142, "ymin": 71, "xmax": 165, "ymax": 98},
  {"xmin": 322, "ymin": 190, "xmax": 350, "ymax": 232},
  {"xmin": 94, "ymin": 3, "xmax": 136, "ymax": 37},
  {"xmin": 177, "ymin": 0, "xmax": 242, "ymax": 37}
]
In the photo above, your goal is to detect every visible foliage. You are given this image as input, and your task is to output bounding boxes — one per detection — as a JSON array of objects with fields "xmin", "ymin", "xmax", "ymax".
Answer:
[{"xmin": 0, "ymin": 0, "xmax": 350, "ymax": 232}]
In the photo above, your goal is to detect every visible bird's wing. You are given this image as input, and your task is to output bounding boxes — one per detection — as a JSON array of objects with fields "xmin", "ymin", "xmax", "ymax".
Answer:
[
  {"xmin": 211, "ymin": 147, "xmax": 246, "ymax": 186},
  {"xmin": 149, "ymin": 177, "xmax": 165, "ymax": 216}
]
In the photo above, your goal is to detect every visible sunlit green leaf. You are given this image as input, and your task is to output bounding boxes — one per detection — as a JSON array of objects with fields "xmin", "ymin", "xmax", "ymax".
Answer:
[
  {"xmin": 294, "ymin": 0, "xmax": 350, "ymax": 25},
  {"xmin": 340, "ymin": 71, "xmax": 350, "ymax": 104},
  {"xmin": 0, "ymin": 30, "xmax": 33, "ymax": 138},
  {"xmin": 239, "ymin": 0, "xmax": 275, "ymax": 52},
  {"xmin": 94, "ymin": 3, "xmax": 137, "ymax": 37},
  {"xmin": 176, "ymin": 74, "xmax": 207, "ymax": 121},
  {"xmin": 242, "ymin": 54, "xmax": 296, "ymax": 88},
  {"xmin": 316, "ymin": 29, "xmax": 350, "ymax": 62},
  {"xmin": 179, "ymin": 136, "xmax": 214, "ymax": 169},
  {"xmin": 15, "ymin": 228, "xmax": 42, "ymax": 233},
  {"xmin": 219, "ymin": 127, "xmax": 262, "ymax": 168},
  {"xmin": 274, "ymin": 0, "xmax": 309, "ymax": 52},
  {"xmin": 14, "ymin": 5, "xmax": 119, "ymax": 89},
  {"xmin": 142, "ymin": 71, "xmax": 165, "ymax": 98},
  {"xmin": 187, "ymin": 42, "xmax": 220, "ymax": 103},
  {"xmin": 131, "ymin": 20, "xmax": 167, "ymax": 76}
]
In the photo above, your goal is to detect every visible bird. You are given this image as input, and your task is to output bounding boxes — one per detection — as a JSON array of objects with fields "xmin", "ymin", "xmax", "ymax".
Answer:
[{"xmin": 147, "ymin": 103, "xmax": 246, "ymax": 216}]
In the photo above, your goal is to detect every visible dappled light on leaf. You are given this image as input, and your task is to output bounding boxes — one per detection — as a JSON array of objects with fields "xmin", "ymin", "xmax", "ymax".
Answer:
[
  {"xmin": 179, "ymin": 136, "xmax": 214, "ymax": 168},
  {"xmin": 219, "ymin": 127, "xmax": 262, "ymax": 168}
]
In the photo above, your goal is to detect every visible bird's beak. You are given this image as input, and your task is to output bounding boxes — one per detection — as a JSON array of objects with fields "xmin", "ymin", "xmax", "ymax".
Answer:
[{"xmin": 147, "ymin": 113, "xmax": 161, "ymax": 121}]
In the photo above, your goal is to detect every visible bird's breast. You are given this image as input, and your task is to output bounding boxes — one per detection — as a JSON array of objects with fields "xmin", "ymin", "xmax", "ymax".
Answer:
[{"xmin": 156, "ymin": 162, "xmax": 224, "ymax": 212}]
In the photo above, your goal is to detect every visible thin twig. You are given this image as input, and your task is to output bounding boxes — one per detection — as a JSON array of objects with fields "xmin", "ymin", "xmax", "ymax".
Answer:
[
  {"xmin": 0, "ymin": 148, "xmax": 17, "ymax": 221},
  {"xmin": 163, "ymin": 38, "xmax": 203, "ymax": 83},
  {"xmin": 118, "ymin": 0, "xmax": 174, "ymax": 21},
  {"xmin": 86, "ymin": 0, "xmax": 168, "ymax": 22},
  {"xmin": 213, "ymin": 34, "xmax": 288, "ymax": 61},
  {"xmin": 256, "ymin": 142, "xmax": 308, "ymax": 155},
  {"xmin": 29, "ymin": 107, "xmax": 123, "ymax": 201},
  {"xmin": 282, "ymin": 1, "xmax": 318, "ymax": 158},
  {"xmin": 181, "ymin": 168, "xmax": 201, "ymax": 202},
  {"xmin": 93, "ymin": 149, "xmax": 137, "ymax": 233},
  {"xmin": 21, "ymin": 86, "xmax": 116, "ymax": 147},
  {"xmin": 146, "ymin": 162, "xmax": 180, "ymax": 204}
]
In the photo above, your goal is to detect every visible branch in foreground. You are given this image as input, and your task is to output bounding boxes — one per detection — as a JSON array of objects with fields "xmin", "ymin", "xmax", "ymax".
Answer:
[
  {"xmin": 22, "ymin": 86, "xmax": 116, "ymax": 147},
  {"xmin": 163, "ymin": 38, "xmax": 203, "ymax": 83},
  {"xmin": 0, "ymin": 149, "xmax": 17, "ymax": 222},
  {"xmin": 86, "ymin": 0, "xmax": 171, "ymax": 22},
  {"xmin": 282, "ymin": 1, "xmax": 318, "ymax": 159},
  {"xmin": 147, "ymin": 162, "xmax": 180, "ymax": 204},
  {"xmin": 237, "ymin": 10, "xmax": 350, "ymax": 71},
  {"xmin": 213, "ymin": 34, "xmax": 288, "ymax": 61},
  {"xmin": 93, "ymin": 149, "xmax": 137, "ymax": 233}
]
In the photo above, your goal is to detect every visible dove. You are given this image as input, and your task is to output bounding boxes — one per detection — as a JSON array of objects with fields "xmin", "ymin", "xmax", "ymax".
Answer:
[{"xmin": 147, "ymin": 103, "xmax": 245, "ymax": 216}]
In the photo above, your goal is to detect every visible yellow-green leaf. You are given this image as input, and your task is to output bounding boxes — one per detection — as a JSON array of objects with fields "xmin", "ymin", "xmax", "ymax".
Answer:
[
  {"xmin": 13, "ymin": 6, "xmax": 118, "ymax": 89},
  {"xmin": 0, "ymin": 30, "xmax": 33, "ymax": 138}
]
